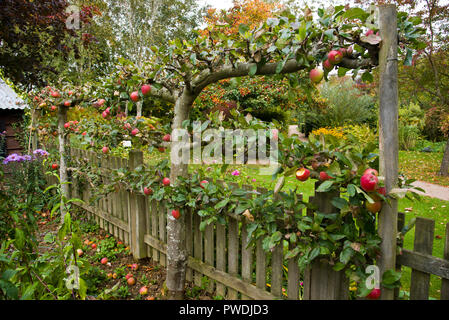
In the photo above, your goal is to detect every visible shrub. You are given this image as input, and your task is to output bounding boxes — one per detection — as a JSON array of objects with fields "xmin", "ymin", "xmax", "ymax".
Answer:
[
  {"xmin": 343, "ymin": 124, "xmax": 378, "ymax": 148},
  {"xmin": 398, "ymin": 125, "xmax": 422, "ymax": 151},
  {"xmin": 399, "ymin": 102, "xmax": 425, "ymax": 128},
  {"xmin": 317, "ymin": 78, "xmax": 377, "ymax": 128},
  {"xmin": 423, "ymin": 107, "xmax": 446, "ymax": 141}
]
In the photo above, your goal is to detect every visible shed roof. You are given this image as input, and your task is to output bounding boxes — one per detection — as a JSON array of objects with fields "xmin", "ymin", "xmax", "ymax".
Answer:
[{"xmin": 0, "ymin": 78, "xmax": 26, "ymax": 110}]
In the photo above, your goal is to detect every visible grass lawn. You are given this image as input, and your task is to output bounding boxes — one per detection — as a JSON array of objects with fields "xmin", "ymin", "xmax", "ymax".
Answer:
[{"xmin": 399, "ymin": 150, "xmax": 449, "ymax": 187}]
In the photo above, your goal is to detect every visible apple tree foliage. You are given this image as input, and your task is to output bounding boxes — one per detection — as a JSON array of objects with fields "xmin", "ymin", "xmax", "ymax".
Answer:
[{"xmin": 28, "ymin": 4, "xmax": 424, "ymax": 299}]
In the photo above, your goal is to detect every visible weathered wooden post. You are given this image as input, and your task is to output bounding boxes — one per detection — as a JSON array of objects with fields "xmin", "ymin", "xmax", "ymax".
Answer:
[
  {"xmin": 57, "ymin": 105, "xmax": 70, "ymax": 223},
  {"xmin": 378, "ymin": 4, "xmax": 399, "ymax": 300},
  {"xmin": 128, "ymin": 150, "xmax": 148, "ymax": 260}
]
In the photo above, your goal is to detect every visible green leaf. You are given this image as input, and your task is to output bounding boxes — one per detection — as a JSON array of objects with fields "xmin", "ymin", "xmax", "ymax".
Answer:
[
  {"xmin": 342, "ymin": 8, "xmax": 369, "ymax": 21},
  {"xmin": 248, "ymin": 64, "xmax": 257, "ymax": 76},
  {"xmin": 316, "ymin": 180, "xmax": 334, "ymax": 193},
  {"xmin": 238, "ymin": 24, "xmax": 249, "ymax": 36},
  {"xmin": 338, "ymin": 67, "xmax": 349, "ymax": 77},
  {"xmin": 404, "ymin": 47, "xmax": 413, "ymax": 66},
  {"xmin": 339, "ymin": 247, "xmax": 353, "ymax": 264},
  {"xmin": 362, "ymin": 71, "xmax": 373, "ymax": 83}
]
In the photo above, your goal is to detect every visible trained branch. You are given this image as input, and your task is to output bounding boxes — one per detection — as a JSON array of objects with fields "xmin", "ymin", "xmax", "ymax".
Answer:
[{"xmin": 192, "ymin": 56, "xmax": 375, "ymax": 95}]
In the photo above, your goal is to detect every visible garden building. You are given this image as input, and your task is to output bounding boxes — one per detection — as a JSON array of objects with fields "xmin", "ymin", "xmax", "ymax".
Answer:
[{"xmin": 0, "ymin": 78, "xmax": 26, "ymax": 157}]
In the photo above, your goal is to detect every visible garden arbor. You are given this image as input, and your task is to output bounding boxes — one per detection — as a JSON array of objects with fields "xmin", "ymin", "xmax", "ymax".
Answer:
[{"xmin": 50, "ymin": 4, "xmax": 416, "ymax": 299}]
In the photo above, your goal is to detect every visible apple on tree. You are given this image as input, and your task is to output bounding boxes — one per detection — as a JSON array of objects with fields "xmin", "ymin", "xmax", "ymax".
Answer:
[
  {"xmin": 295, "ymin": 168, "xmax": 310, "ymax": 181},
  {"xmin": 327, "ymin": 50, "xmax": 343, "ymax": 65},
  {"xmin": 360, "ymin": 173, "xmax": 378, "ymax": 192},
  {"xmin": 309, "ymin": 68, "xmax": 324, "ymax": 83},
  {"xmin": 141, "ymin": 84, "xmax": 151, "ymax": 95},
  {"xmin": 130, "ymin": 91, "xmax": 139, "ymax": 102}
]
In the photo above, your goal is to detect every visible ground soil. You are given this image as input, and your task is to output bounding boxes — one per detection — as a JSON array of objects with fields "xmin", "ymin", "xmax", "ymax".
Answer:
[{"xmin": 35, "ymin": 209, "xmax": 214, "ymax": 300}]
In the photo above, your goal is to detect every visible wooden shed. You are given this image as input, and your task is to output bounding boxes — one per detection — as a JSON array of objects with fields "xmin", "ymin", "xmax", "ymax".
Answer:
[{"xmin": 0, "ymin": 78, "xmax": 26, "ymax": 157}]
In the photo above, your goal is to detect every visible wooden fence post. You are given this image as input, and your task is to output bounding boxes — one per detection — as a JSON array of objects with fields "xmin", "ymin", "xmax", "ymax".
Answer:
[
  {"xmin": 378, "ymin": 4, "xmax": 399, "ymax": 300},
  {"xmin": 128, "ymin": 150, "xmax": 147, "ymax": 260}
]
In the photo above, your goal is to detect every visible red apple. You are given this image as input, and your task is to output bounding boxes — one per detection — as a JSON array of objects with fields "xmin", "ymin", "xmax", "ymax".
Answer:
[
  {"xmin": 162, "ymin": 134, "xmax": 171, "ymax": 142},
  {"xmin": 319, "ymin": 171, "xmax": 332, "ymax": 181},
  {"xmin": 101, "ymin": 257, "xmax": 108, "ymax": 264},
  {"xmin": 328, "ymin": 50, "xmax": 343, "ymax": 65},
  {"xmin": 102, "ymin": 111, "xmax": 108, "ymax": 118},
  {"xmin": 200, "ymin": 180, "xmax": 209, "ymax": 189},
  {"xmin": 309, "ymin": 68, "xmax": 324, "ymax": 83},
  {"xmin": 141, "ymin": 84, "xmax": 151, "ymax": 95},
  {"xmin": 144, "ymin": 187, "xmax": 153, "ymax": 195},
  {"xmin": 64, "ymin": 101, "xmax": 71, "ymax": 107},
  {"xmin": 158, "ymin": 147, "xmax": 166, "ymax": 153},
  {"xmin": 64, "ymin": 122, "xmax": 70, "ymax": 129},
  {"xmin": 131, "ymin": 263, "xmax": 138, "ymax": 270},
  {"xmin": 76, "ymin": 249, "xmax": 83, "ymax": 257},
  {"xmin": 68, "ymin": 90, "xmax": 74, "ymax": 96},
  {"xmin": 323, "ymin": 59, "xmax": 333, "ymax": 71},
  {"xmin": 131, "ymin": 128, "xmax": 139, "ymax": 136},
  {"xmin": 360, "ymin": 173, "xmax": 378, "ymax": 192},
  {"xmin": 51, "ymin": 91, "xmax": 60, "ymax": 98},
  {"xmin": 82, "ymin": 131, "xmax": 87, "ymax": 136},
  {"xmin": 377, "ymin": 187, "xmax": 387, "ymax": 196},
  {"xmin": 367, "ymin": 288, "xmax": 381, "ymax": 300},
  {"xmin": 91, "ymin": 243, "xmax": 97, "ymax": 249},
  {"xmin": 139, "ymin": 286, "xmax": 149, "ymax": 295},
  {"xmin": 127, "ymin": 277, "xmax": 136, "ymax": 286},
  {"xmin": 363, "ymin": 168, "xmax": 378, "ymax": 176},
  {"xmin": 51, "ymin": 163, "xmax": 58, "ymax": 170},
  {"xmin": 102, "ymin": 146, "xmax": 109, "ymax": 154},
  {"xmin": 125, "ymin": 273, "xmax": 133, "ymax": 280},
  {"xmin": 97, "ymin": 98, "xmax": 106, "ymax": 106},
  {"xmin": 295, "ymin": 168, "xmax": 310, "ymax": 181},
  {"xmin": 172, "ymin": 209, "xmax": 181, "ymax": 219},
  {"xmin": 130, "ymin": 91, "xmax": 139, "ymax": 102},
  {"xmin": 51, "ymin": 105, "xmax": 57, "ymax": 111},
  {"xmin": 162, "ymin": 177, "xmax": 170, "ymax": 186},
  {"xmin": 338, "ymin": 47, "xmax": 347, "ymax": 57}
]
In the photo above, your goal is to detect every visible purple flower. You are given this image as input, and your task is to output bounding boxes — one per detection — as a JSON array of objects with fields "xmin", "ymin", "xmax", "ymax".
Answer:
[
  {"xmin": 231, "ymin": 170, "xmax": 240, "ymax": 176},
  {"xmin": 251, "ymin": 178, "xmax": 256, "ymax": 182},
  {"xmin": 33, "ymin": 149, "xmax": 49, "ymax": 157}
]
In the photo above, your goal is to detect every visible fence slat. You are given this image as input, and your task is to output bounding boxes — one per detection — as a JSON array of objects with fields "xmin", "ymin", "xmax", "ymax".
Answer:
[
  {"xmin": 151, "ymin": 200, "xmax": 159, "ymax": 263},
  {"xmin": 410, "ymin": 217, "xmax": 434, "ymax": 300},
  {"xmin": 440, "ymin": 222, "xmax": 449, "ymax": 300},
  {"xmin": 241, "ymin": 221, "xmax": 254, "ymax": 300},
  {"xmin": 159, "ymin": 202, "xmax": 167, "ymax": 267},
  {"xmin": 271, "ymin": 242, "xmax": 283, "ymax": 298},
  {"xmin": 227, "ymin": 217, "xmax": 239, "ymax": 300},
  {"xmin": 395, "ymin": 212, "xmax": 406, "ymax": 299},
  {"xmin": 204, "ymin": 223, "xmax": 215, "ymax": 293},
  {"xmin": 185, "ymin": 208, "xmax": 193, "ymax": 282},
  {"xmin": 193, "ymin": 212, "xmax": 203, "ymax": 287},
  {"xmin": 215, "ymin": 222, "xmax": 227, "ymax": 297},
  {"xmin": 287, "ymin": 242, "xmax": 300, "ymax": 300},
  {"xmin": 255, "ymin": 238, "xmax": 266, "ymax": 291}
]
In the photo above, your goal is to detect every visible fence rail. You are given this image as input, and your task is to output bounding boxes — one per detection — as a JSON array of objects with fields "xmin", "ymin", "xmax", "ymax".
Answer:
[{"xmin": 46, "ymin": 145, "xmax": 449, "ymax": 300}]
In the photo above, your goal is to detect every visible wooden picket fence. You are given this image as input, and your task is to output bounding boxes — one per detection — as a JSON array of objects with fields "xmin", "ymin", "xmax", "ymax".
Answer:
[{"xmin": 45, "ymin": 145, "xmax": 449, "ymax": 300}]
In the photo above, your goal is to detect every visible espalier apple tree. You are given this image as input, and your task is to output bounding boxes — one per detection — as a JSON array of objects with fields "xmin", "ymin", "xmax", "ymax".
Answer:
[
  {"xmin": 33, "ymin": 4, "xmax": 422, "ymax": 299},
  {"xmin": 130, "ymin": 5, "xmax": 422, "ymax": 299}
]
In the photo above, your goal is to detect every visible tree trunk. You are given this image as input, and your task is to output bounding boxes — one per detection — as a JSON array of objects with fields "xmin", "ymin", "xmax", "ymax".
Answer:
[
  {"xmin": 166, "ymin": 89, "xmax": 195, "ymax": 299},
  {"xmin": 439, "ymin": 138, "xmax": 449, "ymax": 176},
  {"xmin": 57, "ymin": 105, "xmax": 70, "ymax": 223}
]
